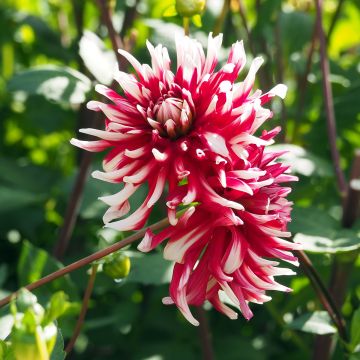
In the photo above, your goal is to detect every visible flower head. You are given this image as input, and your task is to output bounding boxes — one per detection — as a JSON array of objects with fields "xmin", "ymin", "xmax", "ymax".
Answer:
[
  {"xmin": 71, "ymin": 33, "xmax": 287, "ymax": 231},
  {"xmin": 72, "ymin": 33, "xmax": 298, "ymax": 324}
]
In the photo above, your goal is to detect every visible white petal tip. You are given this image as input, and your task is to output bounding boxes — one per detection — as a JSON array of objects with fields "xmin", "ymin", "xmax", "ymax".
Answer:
[
  {"xmin": 272, "ymin": 84, "xmax": 288, "ymax": 99},
  {"xmin": 162, "ymin": 297, "xmax": 174, "ymax": 305}
]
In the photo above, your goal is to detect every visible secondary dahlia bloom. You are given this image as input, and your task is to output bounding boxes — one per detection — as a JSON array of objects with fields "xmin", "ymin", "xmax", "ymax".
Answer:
[
  {"xmin": 72, "ymin": 33, "xmax": 299, "ymax": 324},
  {"xmin": 71, "ymin": 33, "xmax": 287, "ymax": 231}
]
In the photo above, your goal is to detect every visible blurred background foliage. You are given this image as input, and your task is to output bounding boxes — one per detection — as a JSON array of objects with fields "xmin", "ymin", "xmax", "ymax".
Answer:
[{"xmin": 0, "ymin": 0, "xmax": 359, "ymax": 359}]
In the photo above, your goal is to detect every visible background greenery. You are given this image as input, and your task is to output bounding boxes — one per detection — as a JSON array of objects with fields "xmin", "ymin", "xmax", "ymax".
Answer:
[{"xmin": 0, "ymin": 0, "xmax": 359, "ymax": 359}]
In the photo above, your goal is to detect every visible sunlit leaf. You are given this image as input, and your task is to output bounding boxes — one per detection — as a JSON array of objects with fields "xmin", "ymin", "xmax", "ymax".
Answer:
[
  {"xmin": 270, "ymin": 144, "xmax": 333, "ymax": 177},
  {"xmin": 294, "ymin": 233, "xmax": 360, "ymax": 254},
  {"xmin": 288, "ymin": 311, "xmax": 337, "ymax": 335},
  {"xmin": 79, "ymin": 31, "xmax": 116, "ymax": 85},
  {"xmin": 163, "ymin": 5, "xmax": 178, "ymax": 17},
  {"xmin": 8, "ymin": 66, "xmax": 91, "ymax": 105}
]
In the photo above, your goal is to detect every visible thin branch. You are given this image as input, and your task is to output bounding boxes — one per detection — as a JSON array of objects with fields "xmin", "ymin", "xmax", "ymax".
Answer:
[
  {"xmin": 236, "ymin": 0, "xmax": 255, "ymax": 56},
  {"xmin": 120, "ymin": 0, "xmax": 139, "ymax": 39},
  {"xmin": 194, "ymin": 307, "xmax": 215, "ymax": 360},
  {"xmin": 315, "ymin": 0, "xmax": 347, "ymax": 195},
  {"xmin": 0, "ymin": 217, "xmax": 170, "ymax": 309},
  {"xmin": 96, "ymin": 0, "xmax": 126, "ymax": 69},
  {"xmin": 274, "ymin": 14, "xmax": 287, "ymax": 143},
  {"xmin": 53, "ymin": 151, "xmax": 93, "ymax": 260},
  {"xmin": 327, "ymin": 0, "xmax": 345, "ymax": 43},
  {"xmin": 296, "ymin": 250, "xmax": 348, "ymax": 342},
  {"xmin": 312, "ymin": 155, "xmax": 360, "ymax": 359},
  {"xmin": 65, "ymin": 263, "xmax": 99, "ymax": 354}
]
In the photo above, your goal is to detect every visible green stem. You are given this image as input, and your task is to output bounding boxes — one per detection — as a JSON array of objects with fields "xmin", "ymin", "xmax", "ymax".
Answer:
[{"xmin": 183, "ymin": 17, "xmax": 190, "ymax": 36}]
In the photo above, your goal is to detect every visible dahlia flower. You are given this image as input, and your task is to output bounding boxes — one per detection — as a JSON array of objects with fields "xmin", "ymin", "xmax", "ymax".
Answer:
[
  {"xmin": 71, "ymin": 33, "xmax": 287, "ymax": 231},
  {"xmin": 72, "ymin": 33, "xmax": 298, "ymax": 324}
]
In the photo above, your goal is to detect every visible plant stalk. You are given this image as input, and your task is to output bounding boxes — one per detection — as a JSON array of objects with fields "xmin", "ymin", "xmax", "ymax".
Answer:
[
  {"xmin": 314, "ymin": 0, "xmax": 347, "ymax": 195},
  {"xmin": 0, "ymin": 217, "xmax": 169, "ymax": 309},
  {"xmin": 65, "ymin": 263, "xmax": 99, "ymax": 354},
  {"xmin": 194, "ymin": 307, "xmax": 215, "ymax": 360}
]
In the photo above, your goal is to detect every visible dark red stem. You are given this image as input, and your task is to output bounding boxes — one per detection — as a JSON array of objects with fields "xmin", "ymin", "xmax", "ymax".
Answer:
[
  {"xmin": 0, "ymin": 217, "xmax": 169, "ymax": 309},
  {"xmin": 65, "ymin": 264, "xmax": 99, "ymax": 354},
  {"xmin": 194, "ymin": 307, "xmax": 215, "ymax": 360},
  {"xmin": 315, "ymin": 0, "xmax": 347, "ymax": 195}
]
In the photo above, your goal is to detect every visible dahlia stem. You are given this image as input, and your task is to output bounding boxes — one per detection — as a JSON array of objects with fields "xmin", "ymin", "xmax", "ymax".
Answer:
[
  {"xmin": 96, "ymin": 0, "xmax": 129, "ymax": 70},
  {"xmin": 65, "ymin": 263, "xmax": 99, "ymax": 354},
  {"xmin": 314, "ymin": 0, "xmax": 347, "ymax": 196},
  {"xmin": 0, "ymin": 217, "xmax": 170, "ymax": 309},
  {"xmin": 313, "ymin": 150, "xmax": 360, "ymax": 358},
  {"xmin": 274, "ymin": 14, "xmax": 287, "ymax": 143},
  {"xmin": 236, "ymin": 0, "xmax": 255, "ymax": 56},
  {"xmin": 296, "ymin": 250, "xmax": 348, "ymax": 343},
  {"xmin": 53, "ymin": 150, "xmax": 93, "ymax": 259},
  {"xmin": 194, "ymin": 307, "xmax": 215, "ymax": 360},
  {"xmin": 183, "ymin": 17, "xmax": 190, "ymax": 36}
]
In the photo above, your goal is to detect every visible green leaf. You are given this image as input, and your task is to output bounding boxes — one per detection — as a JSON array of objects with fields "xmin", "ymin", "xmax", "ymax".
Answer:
[
  {"xmin": 289, "ymin": 207, "xmax": 339, "ymax": 238},
  {"xmin": 294, "ymin": 233, "xmax": 360, "ymax": 254},
  {"xmin": 126, "ymin": 253, "xmax": 173, "ymax": 285},
  {"xmin": 0, "ymin": 186, "xmax": 43, "ymax": 213},
  {"xmin": 163, "ymin": 5, "xmax": 178, "ymax": 17},
  {"xmin": 288, "ymin": 311, "xmax": 337, "ymax": 335},
  {"xmin": 350, "ymin": 308, "xmax": 360, "ymax": 352},
  {"xmin": 279, "ymin": 11, "xmax": 314, "ymax": 55},
  {"xmin": 8, "ymin": 66, "xmax": 91, "ymax": 105},
  {"xmin": 43, "ymin": 292, "xmax": 69, "ymax": 325},
  {"xmin": 17, "ymin": 241, "xmax": 78, "ymax": 299},
  {"xmin": 0, "ymin": 157, "xmax": 58, "ymax": 194},
  {"xmin": 191, "ymin": 14, "xmax": 202, "ymax": 27},
  {"xmin": 270, "ymin": 144, "xmax": 333, "ymax": 177},
  {"xmin": 0, "ymin": 339, "xmax": 14, "ymax": 359},
  {"xmin": 79, "ymin": 31, "xmax": 116, "ymax": 85},
  {"xmin": 50, "ymin": 328, "xmax": 65, "ymax": 360}
]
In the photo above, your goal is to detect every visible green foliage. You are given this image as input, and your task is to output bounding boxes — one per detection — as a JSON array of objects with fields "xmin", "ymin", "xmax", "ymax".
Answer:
[
  {"xmin": 8, "ymin": 66, "xmax": 92, "ymax": 105},
  {"xmin": 349, "ymin": 308, "xmax": 360, "ymax": 353},
  {"xmin": 0, "ymin": 0, "xmax": 359, "ymax": 359},
  {"xmin": 287, "ymin": 311, "xmax": 337, "ymax": 335},
  {"xmin": 18, "ymin": 241, "xmax": 78, "ymax": 299}
]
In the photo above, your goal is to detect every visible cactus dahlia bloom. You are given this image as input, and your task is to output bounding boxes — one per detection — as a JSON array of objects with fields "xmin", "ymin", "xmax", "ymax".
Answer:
[
  {"xmin": 71, "ymin": 33, "xmax": 287, "ymax": 231},
  {"xmin": 72, "ymin": 33, "xmax": 298, "ymax": 324}
]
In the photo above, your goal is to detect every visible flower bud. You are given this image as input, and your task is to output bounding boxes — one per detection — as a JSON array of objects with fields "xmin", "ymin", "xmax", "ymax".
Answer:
[
  {"xmin": 16, "ymin": 289, "xmax": 38, "ymax": 313},
  {"xmin": 175, "ymin": 0, "xmax": 206, "ymax": 17},
  {"xmin": 103, "ymin": 252, "xmax": 131, "ymax": 280}
]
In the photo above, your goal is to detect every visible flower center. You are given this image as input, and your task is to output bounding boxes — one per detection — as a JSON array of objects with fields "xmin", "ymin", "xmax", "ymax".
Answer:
[{"xmin": 150, "ymin": 97, "xmax": 193, "ymax": 139}]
